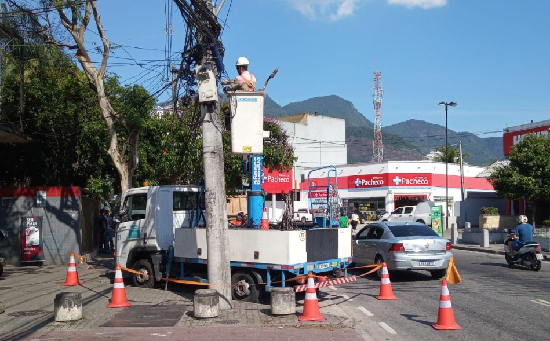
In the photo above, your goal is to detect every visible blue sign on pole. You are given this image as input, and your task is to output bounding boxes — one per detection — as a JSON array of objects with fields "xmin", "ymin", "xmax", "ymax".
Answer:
[{"xmin": 251, "ymin": 155, "xmax": 263, "ymax": 191}]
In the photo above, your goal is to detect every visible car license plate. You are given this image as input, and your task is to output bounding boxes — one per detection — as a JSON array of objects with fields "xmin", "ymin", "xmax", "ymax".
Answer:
[
  {"xmin": 536, "ymin": 254, "xmax": 544, "ymax": 260},
  {"xmin": 316, "ymin": 262, "xmax": 330, "ymax": 270},
  {"xmin": 419, "ymin": 261, "xmax": 435, "ymax": 266}
]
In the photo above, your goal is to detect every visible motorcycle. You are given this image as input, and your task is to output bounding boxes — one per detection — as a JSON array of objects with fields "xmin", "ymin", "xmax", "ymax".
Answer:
[
  {"xmin": 0, "ymin": 229, "xmax": 7, "ymax": 276},
  {"xmin": 503, "ymin": 229, "xmax": 542, "ymax": 271}
]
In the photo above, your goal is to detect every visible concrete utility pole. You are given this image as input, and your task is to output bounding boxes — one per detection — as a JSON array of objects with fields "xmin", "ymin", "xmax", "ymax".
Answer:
[{"xmin": 196, "ymin": 0, "xmax": 232, "ymax": 310}]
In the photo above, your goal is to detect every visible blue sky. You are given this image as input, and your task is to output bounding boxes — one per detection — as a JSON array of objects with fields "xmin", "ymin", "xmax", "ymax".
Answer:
[{"xmin": 93, "ymin": 0, "xmax": 550, "ymax": 138}]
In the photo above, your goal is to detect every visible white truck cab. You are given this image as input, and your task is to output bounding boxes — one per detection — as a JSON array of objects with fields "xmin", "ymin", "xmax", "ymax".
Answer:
[{"xmin": 116, "ymin": 185, "xmax": 205, "ymax": 287}]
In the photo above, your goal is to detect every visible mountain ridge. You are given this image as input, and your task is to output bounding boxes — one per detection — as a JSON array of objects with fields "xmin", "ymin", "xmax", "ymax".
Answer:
[{"xmin": 264, "ymin": 94, "xmax": 502, "ymax": 166}]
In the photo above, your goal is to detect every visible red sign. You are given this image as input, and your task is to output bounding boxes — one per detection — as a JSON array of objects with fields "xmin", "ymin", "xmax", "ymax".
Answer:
[
  {"xmin": 20, "ymin": 217, "xmax": 45, "ymax": 263},
  {"xmin": 389, "ymin": 173, "xmax": 432, "ymax": 187},
  {"xmin": 262, "ymin": 168, "xmax": 293, "ymax": 194},
  {"xmin": 348, "ymin": 174, "xmax": 386, "ymax": 189},
  {"xmin": 503, "ymin": 124, "xmax": 550, "ymax": 156}
]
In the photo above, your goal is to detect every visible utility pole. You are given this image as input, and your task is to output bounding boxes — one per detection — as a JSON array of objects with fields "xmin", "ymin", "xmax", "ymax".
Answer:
[
  {"xmin": 196, "ymin": 0, "xmax": 231, "ymax": 310},
  {"xmin": 459, "ymin": 140, "xmax": 465, "ymax": 201}
]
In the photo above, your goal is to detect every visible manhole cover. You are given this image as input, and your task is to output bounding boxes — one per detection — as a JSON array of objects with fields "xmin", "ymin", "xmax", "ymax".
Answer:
[
  {"xmin": 217, "ymin": 320, "xmax": 240, "ymax": 325},
  {"xmin": 9, "ymin": 310, "xmax": 50, "ymax": 317},
  {"xmin": 101, "ymin": 305, "xmax": 185, "ymax": 327}
]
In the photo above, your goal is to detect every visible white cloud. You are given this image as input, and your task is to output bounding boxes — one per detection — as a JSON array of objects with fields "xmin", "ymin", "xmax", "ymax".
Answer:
[
  {"xmin": 284, "ymin": 0, "xmax": 361, "ymax": 21},
  {"xmin": 387, "ymin": 0, "xmax": 447, "ymax": 9},
  {"xmin": 283, "ymin": 0, "xmax": 446, "ymax": 20}
]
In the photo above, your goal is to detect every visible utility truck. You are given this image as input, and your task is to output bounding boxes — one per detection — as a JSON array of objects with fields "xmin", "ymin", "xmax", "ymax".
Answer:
[{"xmin": 115, "ymin": 185, "xmax": 354, "ymax": 302}]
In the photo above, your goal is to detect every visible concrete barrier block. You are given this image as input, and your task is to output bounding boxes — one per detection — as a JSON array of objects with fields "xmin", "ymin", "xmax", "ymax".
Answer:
[
  {"xmin": 194, "ymin": 289, "xmax": 219, "ymax": 318},
  {"xmin": 270, "ymin": 287, "xmax": 295, "ymax": 315},
  {"xmin": 481, "ymin": 229, "xmax": 490, "ymax": 248},
  {"xmin": 54, "ymin": 292, "xmax": 82, "ymax": 322}
]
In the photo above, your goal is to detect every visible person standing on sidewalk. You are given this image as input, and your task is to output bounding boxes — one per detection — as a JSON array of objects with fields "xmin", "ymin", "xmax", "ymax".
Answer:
[
  {"xmin": 350, "ymin": 211, "xmax": 359, "ymax": 230},
  {"xmin": 339, "ymin": 213, "xmax": 349, "ymax": 228}
]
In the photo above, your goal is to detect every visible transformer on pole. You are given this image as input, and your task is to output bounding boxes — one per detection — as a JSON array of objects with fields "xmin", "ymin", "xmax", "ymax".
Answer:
[{"xmin": 372, "ymin": 71, "xmax": 384, "ymax": 163}]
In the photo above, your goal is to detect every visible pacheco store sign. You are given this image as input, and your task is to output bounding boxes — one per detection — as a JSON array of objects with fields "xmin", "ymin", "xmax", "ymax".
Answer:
[{"xmin": 348, "ymin": 173, "xmax": 432, "ymax": 189}]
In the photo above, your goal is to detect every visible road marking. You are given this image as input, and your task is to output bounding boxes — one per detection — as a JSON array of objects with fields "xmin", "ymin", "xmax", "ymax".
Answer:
[
  {"xmin": 357, "ymin": 306, "xmax": 373, "ymax": 317},
  {"xmin": 342, "ymin": 294, "xmax": 353, "ymax": 301},
  {"xmin": 378, "ymin": 321, "xmax": 397, "ymax": 334},
  {"xmin": 531, "ymin": 299, "xmax": 550, "ymax": 308},
  {"xmin": 328, "ymin": 285, "xmax": 337, "ymax": 291}
]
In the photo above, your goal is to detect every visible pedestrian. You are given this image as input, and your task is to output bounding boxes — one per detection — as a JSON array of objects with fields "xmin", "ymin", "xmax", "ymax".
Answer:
[
  {"xmin": 351, "ymin": 211, "xmax": 359, "ymax": 230},
  {"xmin": 339, "ymin": 213, "xmax": 348, "ymax": 228},
  {"xmin": 98, "ymin": 209, "xmax": 109, "ymax": 254},
  {"xmin": 104, "ymin": 207, "xmax": 115, "ymax": 252},
  {"xmin": 222, "ymin": 56, "xmax": 257, "ymax": 92}
]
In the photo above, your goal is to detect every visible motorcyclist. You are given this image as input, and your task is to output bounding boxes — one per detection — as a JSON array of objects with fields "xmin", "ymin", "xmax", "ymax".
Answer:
[{"xmin": 507, "ymin": 215, "xmax": 535, "ymax": 259}]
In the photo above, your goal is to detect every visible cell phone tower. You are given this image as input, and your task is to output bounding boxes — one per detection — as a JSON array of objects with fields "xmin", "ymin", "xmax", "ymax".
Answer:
[{"xmin": 372, "ymin": 71, "xmax": 384, "ymax": 163}]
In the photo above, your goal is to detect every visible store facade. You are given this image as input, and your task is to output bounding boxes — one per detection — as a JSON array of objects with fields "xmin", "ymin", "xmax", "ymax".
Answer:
[{"xmin": 298, "ymin": 161, "xmax": 497, "ymax": 226}]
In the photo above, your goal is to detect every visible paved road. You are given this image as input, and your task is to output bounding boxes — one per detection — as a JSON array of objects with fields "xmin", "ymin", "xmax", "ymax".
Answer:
[{"xmin": 330, "ymin": 249, "xmax": 550, "ymax": 341}]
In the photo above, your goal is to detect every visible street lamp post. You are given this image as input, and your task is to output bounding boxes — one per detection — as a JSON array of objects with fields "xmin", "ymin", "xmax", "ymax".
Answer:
[{"xmin": 438, "ymin": 101, "xmax": 457, "ymax": 233}]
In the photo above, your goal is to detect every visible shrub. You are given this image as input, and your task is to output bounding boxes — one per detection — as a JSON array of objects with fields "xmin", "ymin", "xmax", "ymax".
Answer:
[
  {"xmin": 542, "ymin": 219, "xmax": 550, "ymax": 226},
  {"xmin": 480, "ymin": 207, "xmax": 499, "ymax": 215}
]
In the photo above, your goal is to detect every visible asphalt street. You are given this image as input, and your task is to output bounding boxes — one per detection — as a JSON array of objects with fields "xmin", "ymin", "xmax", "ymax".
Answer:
[{"xmin": 333, "ymin": 248, "xmax": 550, "ymax": 341}]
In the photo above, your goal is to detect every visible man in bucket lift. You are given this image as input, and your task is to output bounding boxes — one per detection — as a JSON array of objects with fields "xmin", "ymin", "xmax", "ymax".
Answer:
[{"xmin": 222, "ymin": 57, "xmax": 257, "ymax": 92}]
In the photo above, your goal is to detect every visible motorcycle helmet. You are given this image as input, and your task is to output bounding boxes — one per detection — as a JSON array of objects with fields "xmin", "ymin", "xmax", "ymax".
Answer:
[{"xmin": 517, "ymin": 215, "xmax": 528, "ymax": 224}]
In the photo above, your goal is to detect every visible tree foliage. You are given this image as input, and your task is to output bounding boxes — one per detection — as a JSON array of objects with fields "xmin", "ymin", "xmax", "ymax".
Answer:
[
  {"xmin": 489, "ymin": 134, "xmax": 550, "ymax": 202},
  {"xmin": 431, "ymin": 145, "xmax": 469, "ymax": 164}
]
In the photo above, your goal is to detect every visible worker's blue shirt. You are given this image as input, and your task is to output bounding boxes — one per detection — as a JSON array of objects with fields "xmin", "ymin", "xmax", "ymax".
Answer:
[{"xmin": 515, "ymin": 223, "xmax": 534, "ymax": 243}]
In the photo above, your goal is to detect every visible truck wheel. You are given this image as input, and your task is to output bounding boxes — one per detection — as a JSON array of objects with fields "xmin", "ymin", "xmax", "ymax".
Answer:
[
  {"xmin": 132, "ymin": 259, "xmax": 155, "ymax": 288},
  {"xmin": 231, "ymin": 272, "xmax": 259, "ymax": 302}
]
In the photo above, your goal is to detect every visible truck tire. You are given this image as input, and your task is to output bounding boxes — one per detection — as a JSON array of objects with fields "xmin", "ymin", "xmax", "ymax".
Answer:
[
  {"xmin": 132, "ymin": 259, "xmax": 155, "ymax": 288},
  {"xmin": 231, "ymin": 272, "xmax": 259, "ymax": 302}
]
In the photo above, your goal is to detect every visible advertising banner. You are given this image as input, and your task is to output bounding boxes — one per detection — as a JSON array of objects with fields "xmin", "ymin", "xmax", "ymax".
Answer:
[
  {"xmin": 20, "ymin": 216, "xmax": 45, "ymax": 263},
  {"xmin": 261, "ymin": 168, "xmax": 293, "ymax": 194},
  {"xmin": 431, "ymin": 206, "xmax": 443, "ymax": 237}
]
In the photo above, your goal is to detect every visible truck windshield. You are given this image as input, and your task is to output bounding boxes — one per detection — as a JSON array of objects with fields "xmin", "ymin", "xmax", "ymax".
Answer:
[{"xmin": 122, "ymin": 194, "xmax": 147, "ymax": 220}]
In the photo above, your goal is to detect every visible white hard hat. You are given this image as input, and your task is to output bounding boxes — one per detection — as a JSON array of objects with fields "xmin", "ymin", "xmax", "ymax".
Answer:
[
  {"xmin": 517, "ymin": 215, "xmax": 528, "ymax": 223},
  {"xmin": 235, "ymin": 57, "xmax": 250, "ymax": 66}
]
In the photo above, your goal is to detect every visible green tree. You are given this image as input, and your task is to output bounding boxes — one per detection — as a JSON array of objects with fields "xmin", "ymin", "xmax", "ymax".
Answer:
[
  {"xmin": 489, "ymin": 134, "xmax": 550, "ymax": 226},
  {"xmin": 431, "ymin": 145, "xmax": 469, "ymax": 163}
]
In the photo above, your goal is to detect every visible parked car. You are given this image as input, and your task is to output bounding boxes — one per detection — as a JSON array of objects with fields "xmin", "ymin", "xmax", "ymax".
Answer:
[
  {"xmin": 381, "ymin": 201, "xmax": 436, "ymax": 225},
  {"xmin": 294, "ymin": 208, "xmax": 313, "ymax": 223},
  {"xmin": 352, "ymin": 221, "xmax": 452, "ymax": 279}
]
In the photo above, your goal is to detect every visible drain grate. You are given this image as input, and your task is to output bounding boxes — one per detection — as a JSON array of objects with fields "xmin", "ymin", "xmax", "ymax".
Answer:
[
  {"xmin": 9, "ymin": 310, "xmax": 50, "ymax": 317},
  {"xmin": 101, "ymin": 305, "xmax": 185, "ymax": 327}
]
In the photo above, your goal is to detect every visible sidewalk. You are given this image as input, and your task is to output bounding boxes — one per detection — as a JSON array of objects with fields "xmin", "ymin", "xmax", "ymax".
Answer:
[
  {"xmin": 443, "ymin": 228, "xmax": 550, "ymax": 261},
  {"xmin": 0, "ymin": 254, "xmax": 365, "ymax": 341}
]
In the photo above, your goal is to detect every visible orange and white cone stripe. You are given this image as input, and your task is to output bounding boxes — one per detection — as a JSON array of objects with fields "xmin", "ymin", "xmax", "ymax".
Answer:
[
  {"xmin": 376, "ymin": 262, "xmax": 397, "ymax": 300},
  {"xmin": 61, "ymin": 252, "xmax": 83, "ymax": 286},
  {"xmin": 107, "ymin": 265, "xmax": 131, "ymax": 308},
  {"xmin": 432, "ymin": 279, "xmax": 461, "ymax": 330}
]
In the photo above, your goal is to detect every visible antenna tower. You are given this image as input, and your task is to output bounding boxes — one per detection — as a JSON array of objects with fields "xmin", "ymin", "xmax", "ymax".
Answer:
[{"xmin": 372, "ymin": 71, "xmax": 384, "ymax": 163}]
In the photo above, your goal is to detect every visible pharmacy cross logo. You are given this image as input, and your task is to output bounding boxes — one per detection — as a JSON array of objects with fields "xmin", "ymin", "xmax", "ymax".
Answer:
[
  {"xmin": 393, "ymin": 176, "xmax": 402, "ymax": 185},
  {"xmin": 354, "ymin": 178, "xmax": 361, "ymax": 187}
]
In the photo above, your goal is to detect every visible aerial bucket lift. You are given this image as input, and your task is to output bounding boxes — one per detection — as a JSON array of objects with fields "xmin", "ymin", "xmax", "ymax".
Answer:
[{"xmin": 228, "ymin": 91, "xmax": 267, "ymax": 228}]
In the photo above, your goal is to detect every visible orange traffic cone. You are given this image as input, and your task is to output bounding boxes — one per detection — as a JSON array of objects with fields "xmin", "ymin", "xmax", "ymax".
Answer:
[
  {"xmin": 298, "ymin": 272, "xmax": 324, "ymax": 322},
  {"xmin": 107, "ymin": 265, "xmax": 131, "ymax": 308},
  {"xmin": 260, "ymin": 207, "xmax": 269, "ymax": 230},
  {"xmin": 432, "ymin": 279, "xmax": 461, "ymax": 330},
  {"xmin": 376, "ymin": 262, "xmax": 397, "ymax": 300},
  {"xmin": 61, "ymin": 252, "xmax": 83, "ymax": 286}
]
